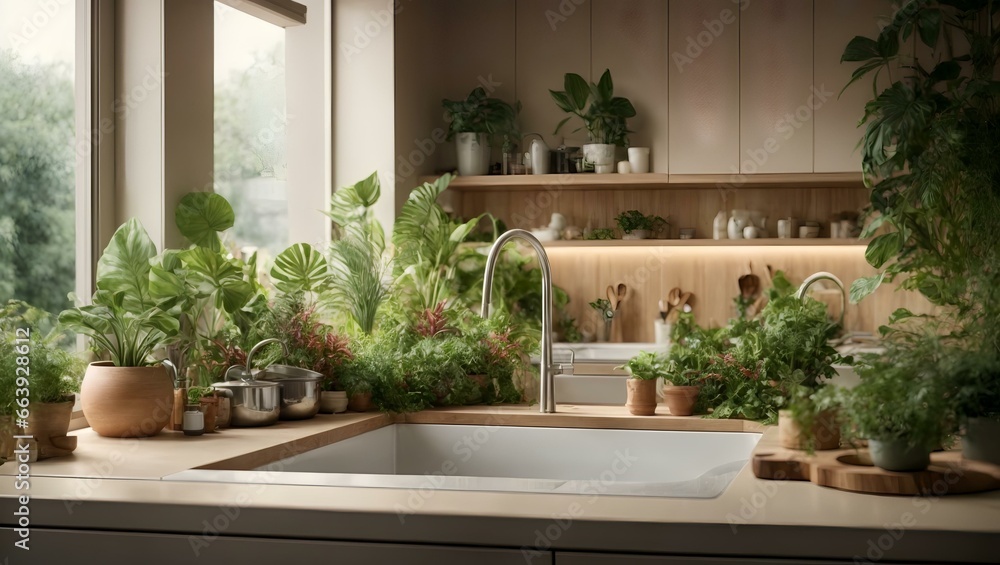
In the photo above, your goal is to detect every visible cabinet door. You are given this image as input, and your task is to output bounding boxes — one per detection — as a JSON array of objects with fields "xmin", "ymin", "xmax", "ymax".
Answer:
[
  {"xmin": 15, "ymin": 528, "xmax": 550, "ymax": 565},
  {"xmin": 739, "ymin": 0, "xmax": 814, "ymax": 173},
  {"xmin": 814, "ymin": 0, "xmax": 896, "ymax": 172},
  {"xmin": 668, "ymin": 0, "xmax": 741, "ymax": 174},
  {"xmin": 556, "ymin": 553, "xmax": 914, "ymax": 565}
]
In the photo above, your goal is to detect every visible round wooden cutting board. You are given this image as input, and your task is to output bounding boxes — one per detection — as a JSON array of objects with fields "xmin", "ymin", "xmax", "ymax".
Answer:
[{"xmin": 753, "ymin": 448, "xmax": 1000, "ymax": 496}]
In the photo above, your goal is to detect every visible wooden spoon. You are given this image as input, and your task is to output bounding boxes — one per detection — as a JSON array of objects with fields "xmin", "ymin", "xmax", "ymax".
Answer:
[
  {"xmin": 615, "ymin": 283, "xmax": 628, "ymax": 310},
  {"xmin": 738, "ymin": 273, "xmax": 760, "ymax": 299},
  {"xmin": 668, "ymin": 291, "xmax": 693, "ymax": 323},
  {"xmin": 606, "ymin": 285, "xmax": 618, "ymax": 311}
]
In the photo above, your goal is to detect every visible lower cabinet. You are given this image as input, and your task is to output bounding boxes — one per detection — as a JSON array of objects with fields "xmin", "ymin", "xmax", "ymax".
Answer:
[
  {"xmin": 5, "ymin": 528, "xmax": 550, "ymax": 565},
  {"xmin": 555, "ymin": 554, "xmax": 920, "ymax": 565}
]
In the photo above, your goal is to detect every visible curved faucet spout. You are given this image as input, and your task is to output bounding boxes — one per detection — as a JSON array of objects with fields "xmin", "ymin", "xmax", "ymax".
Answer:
[
  {"xmin": 481, "ymin": 229, "xmax": 555, "ymax": 413},
  {"xmin": 796, "ymin": 271, "xmax": 846, "ymax": 328}
]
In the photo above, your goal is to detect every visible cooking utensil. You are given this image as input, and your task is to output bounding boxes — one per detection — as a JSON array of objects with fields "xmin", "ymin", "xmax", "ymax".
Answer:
[
  {"xmin": 738, "ymin": 273, "xmax": 760, "ymax": 299},
  {"xmin": 606, "ymin": 285, "xmax": 619, "ymax": 311},
  {"xmin": 615, "ymin": 283, "xmax": 628, "ymax": 310},
  {"xmin": 212, "ymin": 365, "xmax": 281, "ymax": 427},
  {"xmin": 658, "ymin": 300, "xmax": 669, "ymax": 323},
  {"xmin": 259, "ymin": 365, "xmax": 324, "ymax": 420},
  {"xmin": 668, "ymin": 291, "xmax": 693, "ymax": 323}
]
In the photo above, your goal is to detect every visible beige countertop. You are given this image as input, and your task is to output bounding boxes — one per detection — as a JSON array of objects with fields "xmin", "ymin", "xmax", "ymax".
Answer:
[{"xmin": 2, "ymin": 404, "xmax": 999, "ymax": 562}]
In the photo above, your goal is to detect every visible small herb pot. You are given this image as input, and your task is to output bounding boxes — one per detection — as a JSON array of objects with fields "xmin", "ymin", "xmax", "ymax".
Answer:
[
  {"xmin": 962, "ymin": 417, "xmax": 1000, "ymax": 466},
  {"xmin": 348, "ymin": 391, "xmax": 373, "ymax": 412},
  {"xmin": 622, "ymin": 229, "xmax": 649, "ymax": 240},
  {"xmin": 778, "ymin": 409, "xmax": 841, "ymax": 451},
  {"xmin": 320, "ymin": 391, "xmax": 349, "ymax": 414},
  {"xmin": 662, "ymin": 385, "xmax": 699, "ymax": 417},
  {"xmin": 868, "ymin": 438, "xmax": 932, "ymax": 472},
  {"xmin": 625, "ymin": 379, "xmax": 657, "ymax": 416}
]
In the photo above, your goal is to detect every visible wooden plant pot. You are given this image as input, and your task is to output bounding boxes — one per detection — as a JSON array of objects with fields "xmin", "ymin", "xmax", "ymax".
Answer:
[
  {"xmin": 663, "ymin": 385, "xmax": 700, "ymax": 416},
  {"xmin": 26, "ymin": 399, "xmax": 78, "ymax": 460},
  {"xmin": 80, "ymin": 362, "xmax": 173, "ymax": 438},
  {"xmin": 625, "ymin": 379, "xmax": 658, "ymax": 416},
  {"xmin": 348, "ymin": 391, "xmax": 373, "ymax": 412},
  {"xmin": 779, "ymin": 409, "xmax": 841, "ymax": 451}
]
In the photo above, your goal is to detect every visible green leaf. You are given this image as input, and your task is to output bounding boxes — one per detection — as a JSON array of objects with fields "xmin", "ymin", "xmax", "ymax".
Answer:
[
  {"xmin": 564, "ymin": 73, "xmax": 590, "ymax": 110},
  {"xmin": 608, "ymin": 97, "xmax": 637, "ymax": 118},
  {"xmin": 179, "ymin": 247, "xmax": 253, "ymax": 313},
  {"xmin": 271, "ymin": 243, "xmax": 330, "ymax": 294},
  {"xmin": 175, "ymin": 192, "xmax": 235, "ymax": 250},
  {"xmin": 850, "ymin": 272, "xmax": 886, "ymax": 304},
  {"xmin": 865, "ymin": 232, "xmax": 902, "ymax": 268},
  {"xmin": 841, "ymin": 36, "xmax": 880, "ymax": 62},
  {"xmin": 917, "ymin": 8, "xmax": 941, "ymax": 49},
  {"xmin": 859, "ymin": 215, "xmax": 885, "ymax": 239},
  {"xmin": 549, "ymin": 90, "xmax": 575, "ymax": 113},
  {"xmin": 888, "ymin": 308, "xmax": 917, "ymax": 325},
  {"xmin": 929, "ymin": 60, "xmax": 960, "ymax": 82},
  {"xmin": 95, "ymin": 218, "xmax": 157, "ymax": 312},
  {"xmin": 597, "ymin": 69, "xmax": 613, "ymax": 101},
  {"xmin": 876, "ymin": 26, "xmax": 900, "ymax": 58},
  {"xmin": 553, "ymin": 116, "xmax": 573, "ymax": 136}
]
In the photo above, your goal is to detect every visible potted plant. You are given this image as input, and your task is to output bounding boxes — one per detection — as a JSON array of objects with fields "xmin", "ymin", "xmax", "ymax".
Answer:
[
  {"xmin": 0, "ymin": 301, "xmax": 84, "ymax": 459},
  {"xmin": 443, "ymin": 87, "xmax": 519, "ymax": 176},
  {"xmin": 550, "ymin": 69, "xmax": 636, "ymax": 173},
  {"xmin": 947, "ymin": 347, "xmax": 1000, "ymax": 465},
  {"xmin": 59, "ymin": 219, "xmax": 180, "ymax": 438},
  {"xmin": 614, "ymin": 210, "xmax": 667, "ymax": 240},
  {"xmin": 847, "ymin": 344, "xmax": 952, "ymax": 472},
  {"xmin": 588, "ymin": 298, "xmax": 614, "ymax": 342},
  {"xmin": 618, "ymin": 351, "xmax": 661, "ymax": 416},
  {"xmin": 660, "ymin": 319, "xmax": 724, "ymax": 416},
  {"xmin": 187, "ymin": 386, "xmax": 219, "ymax": 433}
]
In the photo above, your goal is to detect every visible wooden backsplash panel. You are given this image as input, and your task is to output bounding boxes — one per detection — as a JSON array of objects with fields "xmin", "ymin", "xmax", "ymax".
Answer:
[
  {"xmin": 456, "ymin": 186, "xmax": 870, "ymax": 240},
  {"xmin": 452, "ymin": 186, "xmax": 934, "ymax": 340}
]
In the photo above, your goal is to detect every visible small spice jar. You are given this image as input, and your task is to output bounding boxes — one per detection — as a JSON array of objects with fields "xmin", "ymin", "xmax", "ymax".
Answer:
[{"xmin": 182, "ymin": 404, "xmax": 205, "ymax": 436}]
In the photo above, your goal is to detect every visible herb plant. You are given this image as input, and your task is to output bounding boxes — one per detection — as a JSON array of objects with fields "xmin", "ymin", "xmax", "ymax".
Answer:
[
  {"xmin": 585, "ymin": 228, "xmax": 616, "ymax": 241},
  {"xmin": 442, "ymin": 87, "xmax": 519, "ymax": 143},
  {"xmin": 0, "ymin": 301, "xmax": 83, "ymax": 409},
  {"xmin": 619, "ymin": 351, "xmax": 663, "ymax": 381},
  {"xmin": 614, "ymin": 210, "xmax": 667, "ymax": 235}
]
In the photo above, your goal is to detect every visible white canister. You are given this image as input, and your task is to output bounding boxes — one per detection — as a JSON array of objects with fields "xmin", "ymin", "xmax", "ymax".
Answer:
[
  {"xmin": 530, "ymin": 138, "xmax": 550, "ymax": 175},
  {"xmin": 617, "ymin": 160, "xmax": 632, "ymax": 174},
  {"xmin": 654, "ymin": 321, "xmax": 673, "ymax": 345},
  {"xmin": 713, "ymin": 210, "xmax": 728, "ymax": 240},
  {"xmin": 627, "ymin": 147, "xmax": 650, "ymax": 174},
  {"xmin": 777, "ymin": 219, "xmax": 791, "ymax": 238},
  {"xmin": 183, "ymin": 405, "xmax": 205, "ymax": 436}
]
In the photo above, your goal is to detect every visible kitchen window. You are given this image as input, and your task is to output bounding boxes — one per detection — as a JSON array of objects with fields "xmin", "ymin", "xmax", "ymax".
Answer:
[{"xmin": 0, "ymin": 0, "xmax": 100, "ymax": 319}]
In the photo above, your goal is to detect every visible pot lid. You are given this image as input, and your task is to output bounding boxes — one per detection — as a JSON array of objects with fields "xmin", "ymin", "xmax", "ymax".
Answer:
[
  {"xmin": 259, "ymin": 364, "xmax": 324, "ymax": 381},
  {"xmin": 211, "ymin": 380, "xmax": 280, "ymax": 389}
]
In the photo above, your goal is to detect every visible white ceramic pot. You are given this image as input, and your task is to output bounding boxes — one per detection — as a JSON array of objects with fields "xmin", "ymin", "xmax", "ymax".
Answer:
[
  {"xmin": 963, "ymin": 417, "xmax": 1000, "ymax": 465},
  {"xmin": 622, "ymin": 229, "xmax": 650, "ymax": 240},
  {"xmin": 583, "ymin": 143, "xmax": 616, "ymax": 173},
  {"xmin": 627, "ymin": 147, "xmax": 650, "ymax": 173},
  {"xmin": 320, "ymin": 391, "xmax": 349, "ymax": 414},
  {"xmin": 456, "ymin": 132, "xmax": 491, "ymax": 176}
]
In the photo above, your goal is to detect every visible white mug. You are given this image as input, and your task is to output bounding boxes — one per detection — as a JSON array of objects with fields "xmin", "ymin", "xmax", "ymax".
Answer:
[
  {"xmin": 743, "ymin": 226, "xmax": 760, "ymax": 239},
  {"xmin": 628, "ymin": 147, "xmax": 650, "ymax": 174}
]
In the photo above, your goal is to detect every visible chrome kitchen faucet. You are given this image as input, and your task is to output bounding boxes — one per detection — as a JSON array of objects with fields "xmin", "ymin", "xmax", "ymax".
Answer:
[{"xmin": 481, "ymin": 229, "xmax": 559, "ymax": 413}]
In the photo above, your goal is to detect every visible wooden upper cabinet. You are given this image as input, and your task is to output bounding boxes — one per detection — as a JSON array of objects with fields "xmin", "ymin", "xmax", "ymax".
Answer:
[
  {"xmin": 668, "ymin": 0, "xmax": 740, "ymax": 175},
  {"xmin": 814, "ymin": 0, "xmax": 895, "ymax": 172},
  {"xmin": 739, "ymin": 0, "xmax": 814, "ymax": 174},
  {"xmin": 592, "ymin": 0, "xmax": 668, "ymax": 173}
]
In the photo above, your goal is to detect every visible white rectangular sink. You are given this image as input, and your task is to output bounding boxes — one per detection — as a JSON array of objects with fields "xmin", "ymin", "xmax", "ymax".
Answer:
[{"xmin": 165, "ymin": 424, "xmax": 761, "ymax": 498}]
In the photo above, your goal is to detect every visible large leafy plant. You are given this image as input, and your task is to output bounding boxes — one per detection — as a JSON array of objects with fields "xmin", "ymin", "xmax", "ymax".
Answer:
[
  {"xmin": 843, "ymin": 0, "xmax": 1000, "ymax": 347},
  {"xmin": 550, "ymin": 69, "xmax": 636, "ymax": 146},
  {"xmin": 442, "ymin": 87, "xmax": 519, "ymax": 142},
  {"xmin": 59, "ymin": 219, "xmax": 179, "ymax": 367}
]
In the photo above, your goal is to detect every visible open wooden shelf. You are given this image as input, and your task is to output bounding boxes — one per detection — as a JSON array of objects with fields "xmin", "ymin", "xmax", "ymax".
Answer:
[
  {"xmin": 542, "ymin": 238, "xmax": 867, "ymax": 248},
  {"xmin": 425, "ymin": 172, "xmax": 867, "ymax": 192}
]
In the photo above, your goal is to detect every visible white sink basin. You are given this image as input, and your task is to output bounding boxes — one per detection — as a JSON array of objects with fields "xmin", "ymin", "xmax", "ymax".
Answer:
[{"xmin": 166, "ymin": 424, "xmax": 761, "ymax": 498}]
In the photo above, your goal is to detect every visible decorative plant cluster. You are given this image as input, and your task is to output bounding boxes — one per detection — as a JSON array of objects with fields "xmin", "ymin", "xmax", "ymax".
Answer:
[
  {"xmin": 442, "ymin": 87, "xmax": 519, "ymax": 145},
  {"xmin": 613, "ymin": 210, "xmax": 667, "ymax": 235},
  {"xmin": 551, "ymin": 69, "xmax": 636, "ymax": 146},
  {"xmin": 839, "ymin": 0, "xmax": 1000, "ymax": 461},
  {"xmin": 622, "ymin": 273, "xmax": 847, "ymax": 425}
]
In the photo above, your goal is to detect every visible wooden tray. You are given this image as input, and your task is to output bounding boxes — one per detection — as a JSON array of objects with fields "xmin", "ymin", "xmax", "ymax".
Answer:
[{"xmin": 753, "ymin": 448, "xmax": 1000, "ymax": 496}]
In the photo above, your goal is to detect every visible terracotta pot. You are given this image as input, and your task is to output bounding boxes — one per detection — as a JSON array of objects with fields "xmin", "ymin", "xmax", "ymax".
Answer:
[
  {"xmin": 778, "ymin": 409, "xmax": 841, "ymax": 451},
  {"xmin": 26, "ymin": 399, "xmax": 78, "ymax": 459},
  {"xmin": 625, "ymin": 379, "xmax": 657, "ymax": 416},
  {"xmin": 662, "ymin": 385, "xmax": 700, "ymax": 416},
  {"xmin": 80, "ymin": 362, "xmax": 173, "ymax": 438},
  {"xmin": 348, "ymin": 391, "xmax": 373, "ymax": 412},
  {"xmin": 199, "ymin": 396, "xmax": 220, "ymax": 433},
  {"xmin": 215, "ymin": 390, "xmax": 233, "ymax": 428}
]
